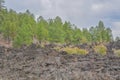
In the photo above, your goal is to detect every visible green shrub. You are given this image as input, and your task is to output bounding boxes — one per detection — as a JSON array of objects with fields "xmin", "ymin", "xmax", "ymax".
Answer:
[{"xmin": 94, "ymin": 44, "xmax": 107, "ymax": 55}]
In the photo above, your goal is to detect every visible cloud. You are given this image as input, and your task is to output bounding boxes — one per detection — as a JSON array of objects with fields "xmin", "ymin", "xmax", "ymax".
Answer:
[
  {"xmin": 5, "ymin": 0, "xmax": 120, "ymax": 37},
  {"xmin": 91, "ymin": 4, "xmax": 104, "ymax": 12},
  {"xmin": 112, "ymin": 22, "xmax": 120, "ymax": 37}
]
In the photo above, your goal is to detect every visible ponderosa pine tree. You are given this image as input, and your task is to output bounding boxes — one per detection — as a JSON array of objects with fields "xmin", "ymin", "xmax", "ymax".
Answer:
[
  {"xmin": 0, "ymin": 1, "xmax": 114, "ymax": 47},
  {"xmin": 13, "ymin": 10, "xmax": 36, "ymax": 47},
  {"xmin": 63, "ymin": 21, "xmax": 74, "ymax": 43},
  {"xmin": 0, "ymin": 0, "xmax": 5, "ymax": 10},
  {"xmin": 36, "ymin": 16, "xmax": 48, "ymax": 42},
  {"xmin": 72, "ymin": 26, "xmax": 82, "ymax": 44}
]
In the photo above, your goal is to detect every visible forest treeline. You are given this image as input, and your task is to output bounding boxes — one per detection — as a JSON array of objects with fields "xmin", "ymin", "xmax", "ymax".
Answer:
[{"xmin": 0, "ymin": 0, "xmax": 113, "ymax": 47}]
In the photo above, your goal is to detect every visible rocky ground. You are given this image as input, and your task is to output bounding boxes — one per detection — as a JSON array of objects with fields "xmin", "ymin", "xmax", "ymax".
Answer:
[{"xmin": 0, "ymin": 42, "xmax": 120, "ymax": 80}]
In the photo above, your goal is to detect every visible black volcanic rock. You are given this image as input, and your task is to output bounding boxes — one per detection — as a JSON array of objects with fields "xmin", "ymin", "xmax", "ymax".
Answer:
[{"xmin": 0, "ymin": 44, "xmax": 119, "ymax": 80}]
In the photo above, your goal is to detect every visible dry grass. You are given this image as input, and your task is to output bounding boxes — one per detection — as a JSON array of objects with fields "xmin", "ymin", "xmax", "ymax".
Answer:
[
  {"xmin": 94, "ymin": 44, "xmax": 107, "ymax": 56},
  {"xmin": 113, "ymin": 49, "xmax": 120, "ymax": 57},
  {"xmin": 53, "ymin": 46, "xmax": 61, "ymax": 51},
  {"xmin": 60, "ymin": 47, "xmax": 88, "ymax": 55}
]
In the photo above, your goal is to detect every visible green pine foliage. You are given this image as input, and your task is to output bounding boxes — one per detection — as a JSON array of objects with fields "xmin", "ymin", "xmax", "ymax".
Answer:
[
  {"xmin": 36, "ymin": 16, "xmax": 48, "ymax": 41},
  {"xmin": 0, "ymin": 0, "xmax": 113, "ymax": 47},
  {"xmin": 0, "ymin": 0, "xmax": 5, "ymax": 10}
]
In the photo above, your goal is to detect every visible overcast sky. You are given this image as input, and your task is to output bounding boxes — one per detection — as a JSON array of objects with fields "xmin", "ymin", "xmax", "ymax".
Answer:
[{"xmin": 5, "ymin": 0, "xmax": 120, "ymax": 38}]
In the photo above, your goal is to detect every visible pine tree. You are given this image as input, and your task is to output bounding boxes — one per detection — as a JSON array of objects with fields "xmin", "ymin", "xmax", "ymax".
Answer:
[
  {"xmin": 72, "ymin": 26, "xmax": 82, "ymax": 44},
  {"xmin": 63, "ymin": 21, "xmax": 74, "ymax": 43},
  {"xmin": 0, "ymin": 0, "xmax": 5, "ymax": 10},
  {"xmin": 36, "ymin": 16, "xmax": 48, "ymax": 41}
]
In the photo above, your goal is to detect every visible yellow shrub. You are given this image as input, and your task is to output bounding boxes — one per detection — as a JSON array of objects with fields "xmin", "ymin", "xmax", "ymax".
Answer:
[
  {"xmin": 113, "ymin": 49, "xmax": 120, "ymax": 57},
  {"xmin": 62, "ymin": 47, "xmax": 88, "ymax": 55},
  {"xmin": 94, "ymin": 44, "xmax": 107, "ymax": 55}
]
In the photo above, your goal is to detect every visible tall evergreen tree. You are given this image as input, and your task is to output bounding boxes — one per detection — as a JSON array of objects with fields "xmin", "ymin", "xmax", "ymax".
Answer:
[
  {"xmin": 36, "ymin": 16, "xmax": 48, "ymax": 41},
  {"xmin": 73, "ymin": 27, "xmax": 82, "ymax": 44},
  {"xmin": 105, "ymin": 28, "xmax": 113, "ymax": 42},
  {"xmin": 63, "ymin": 21, "xmax": 74, "ymax": 43},
  {"xmin": 0, "ymin": 0, "xmax": 5, "ymax": 10},
  {"xmin": 0, "ymin": 1, "xmax": 114, "ymax": 47}
]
